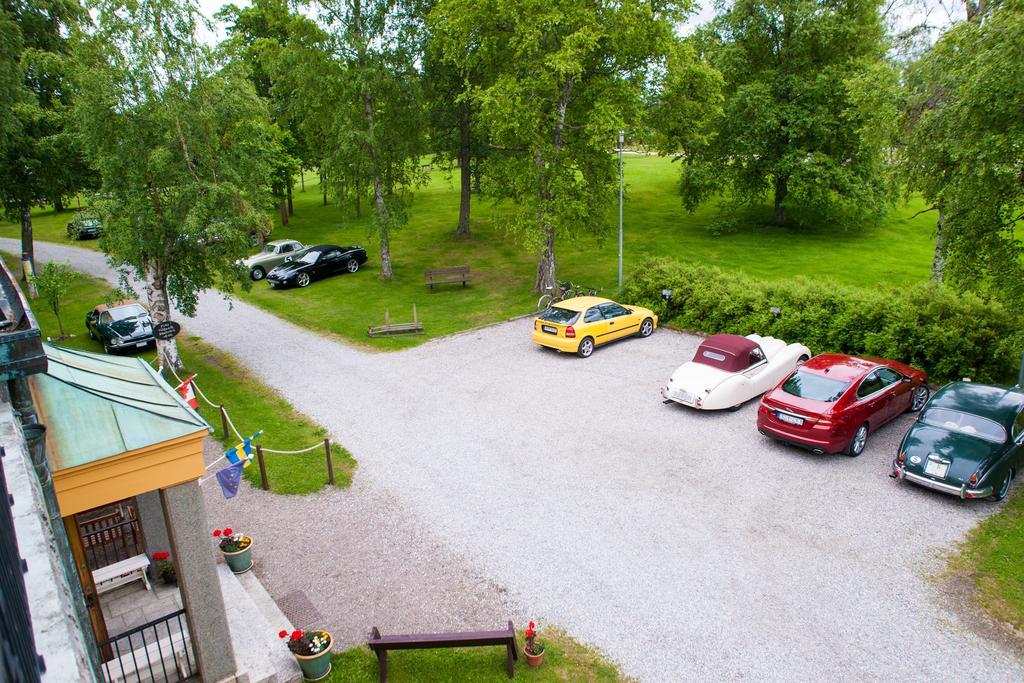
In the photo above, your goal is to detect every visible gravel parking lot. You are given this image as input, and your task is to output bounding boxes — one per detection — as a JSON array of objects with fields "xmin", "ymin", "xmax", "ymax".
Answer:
[{"xmin": 13, "ymin": 239, "xmax": 1024, "ymax": 681}]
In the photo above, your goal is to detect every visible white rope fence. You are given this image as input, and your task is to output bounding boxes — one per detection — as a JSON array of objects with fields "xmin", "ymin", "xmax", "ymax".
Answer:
[{"xmin": 158, "ymin": 360, "xmax": 336, "ymax": 487}]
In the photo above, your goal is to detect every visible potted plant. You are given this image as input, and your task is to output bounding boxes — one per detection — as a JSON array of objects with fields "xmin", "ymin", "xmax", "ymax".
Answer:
[
  {"xmin": 152, "ymin": 552, "xmax": 176, "ymax": 585},
  {"xmin": 279, "ymin": 629, "xmax": 332, "ymax": 681},
  {"xmin": 523, "ymin": 620, "xmax": 545, "ymax": 668},
  {"xmin": 213, "ymin": 527, "xmax": 253, "ymax": 574}
]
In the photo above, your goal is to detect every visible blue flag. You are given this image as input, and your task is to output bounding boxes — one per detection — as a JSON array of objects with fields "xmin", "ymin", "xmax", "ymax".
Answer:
[{"xmin": 216, "ymin": 462, "xmax": 245, "ymax": 499}]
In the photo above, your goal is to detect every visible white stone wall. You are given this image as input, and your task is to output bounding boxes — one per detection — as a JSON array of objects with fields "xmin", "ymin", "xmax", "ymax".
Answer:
[{"xmin": 1, "ymin": 402, "xmax": 97, "ymax": 682}]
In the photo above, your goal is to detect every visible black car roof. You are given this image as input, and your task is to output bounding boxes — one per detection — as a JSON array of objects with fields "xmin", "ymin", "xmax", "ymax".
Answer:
[
  {"xmin": 931, "ymin": 382, "xmax": 1024, "ymax": 429},
  {"xmin": 308, "ymin": 244, "xmax": 360, "ymax": 252}
]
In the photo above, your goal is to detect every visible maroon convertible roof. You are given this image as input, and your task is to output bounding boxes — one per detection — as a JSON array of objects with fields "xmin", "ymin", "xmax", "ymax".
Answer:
[{"xmin": 692, "ymin": 334, "xmax": 761, "ymax": 372}]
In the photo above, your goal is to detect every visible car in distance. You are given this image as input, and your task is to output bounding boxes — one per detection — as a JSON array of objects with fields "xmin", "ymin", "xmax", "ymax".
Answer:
[
  {"xmin": 266, "ymin": 244, "xmax": 367, "ymax": 288},
  {"xmin": 240, "ymin": 239, "xmax": 309, "ymax": 281},
  {"xmin": 661, "ymin": 333, "xmax": 810, "ymax": 411},
  {"xmin": 85, "ymin": 300, "xmax": 155, "ymax": 354},
  {"xmin": 892, "ymin": 381, "xmax": 1024, "ymax": 501},
  {"xmin": 531, "ymin": 296, "xmax": 657, "ymax": 358},
  {"xmin": 67, "ymin": 213, "xmax": 102, "ymax": 240},
  {"xmin": 757, "ymin": 353, "xmax": 929, "ymax": 456}
]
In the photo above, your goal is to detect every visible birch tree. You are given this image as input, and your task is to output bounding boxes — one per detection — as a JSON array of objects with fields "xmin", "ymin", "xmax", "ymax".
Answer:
[{"xmin": 73, "ymin": 0, "xmax": 281, "ymax": 368}]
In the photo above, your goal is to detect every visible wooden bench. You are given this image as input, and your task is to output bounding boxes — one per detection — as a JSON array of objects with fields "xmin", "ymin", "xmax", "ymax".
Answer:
[
  {"xmin": 368, "ymin": 621, "xmax": 519, "ymax": 682},
  {"xmin": 425, "ymin": 266, "xmax": 474, "ymax": 289},
  {"xmin": 93, "ymin": 554, "xmax": 152, "ymax": 594},
  {"xmin": 368, "ymin": 305, "xmax": 424, "ymax": 337}
]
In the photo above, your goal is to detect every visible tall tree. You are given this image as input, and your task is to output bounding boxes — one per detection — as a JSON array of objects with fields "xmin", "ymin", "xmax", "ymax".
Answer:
[
  {"xmin": 661, "ymin": 0, "xmax": 896, "ymax": 228},
  {"xmin": 74, "ymin": 0, "xmax": 281, "ymax": 368},
  {"xmin": 0, "ymin": 0, "xmax": 86, "ymax": 269},
  {"xmin": 432, "ymin": 0, "xmax": 684, "ymax": 292},
  {"xmin": 900, "ymin": 0, "xmax": 1024, "ymax": 298}
]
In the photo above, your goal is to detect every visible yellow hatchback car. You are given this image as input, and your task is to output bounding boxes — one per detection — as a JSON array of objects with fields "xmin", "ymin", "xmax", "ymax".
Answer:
[{"xmin": 531, "ymin": 296, "xmax": 659, "ymax": 358}]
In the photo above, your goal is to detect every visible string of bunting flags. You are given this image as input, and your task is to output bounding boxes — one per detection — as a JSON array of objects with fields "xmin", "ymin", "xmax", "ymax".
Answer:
[{"xmin": 161, "ymin": 366, "xmax": 331, "ymax": 499}]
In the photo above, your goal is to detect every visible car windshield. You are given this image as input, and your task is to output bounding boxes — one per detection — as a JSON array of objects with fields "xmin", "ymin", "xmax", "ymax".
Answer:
[
  {"xmin": 920, "ymin": 407, "xmax": 1006, "ymax": 443},
  {"xmin": 781, "ymin": 370, "xmax": 850, "ymax": 402},
  {"xmin": 109, "ymin": 304, "xmax": 148, "ymax": 322},
  {"xmin": 538, "ymin": 307, "xmax": 579, "ymax": 325},
  {"xmin": 298, "ymin": 251, "xmax": 320, "ymax": 264}
]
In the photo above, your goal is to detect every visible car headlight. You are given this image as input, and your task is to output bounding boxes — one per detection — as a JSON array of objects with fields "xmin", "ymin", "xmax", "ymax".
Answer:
[{"xmin": 110, "ymin": 337, "xmax": 125, "ymax": 346}]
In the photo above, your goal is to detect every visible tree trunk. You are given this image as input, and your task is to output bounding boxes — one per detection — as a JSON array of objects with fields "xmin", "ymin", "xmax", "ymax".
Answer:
[
  {"xmin": 355, "ymin": 192, "xmax": 361, "ymax": 218},
  {"xmin": 535, "ymin": 220, "xmax": 556, "ymax": 293},
  {"xmin": 54, "ymin": 196, "xmax": 64, "ymax": 212},
  {"xmin": 300, "ymin": 169, "xmax": 305, "ymax": 192},
  {"xmin": 278, "ymin": 199, "xmax": 288, "ymax": 226},
  {"xmin": 931, "ymin": 208, "xmax": 946, "ymax": 283},
  {"xmin": 144, "ymin": 262, "xmax": 182, "ymax": 370},
  {"xmin": 287, "ymin": 183, "xmax": 294, "ymax": 215},
  {"xmin": 472, "ymin": 162, "xmax": 482, "ymax": 194},
  {"xmin": 53, "ymin": 308, "xmax": 65, "ymax": 338},
  {"xmin": 456, "ymin": 102, "xmax": 472, "ymax": 238},
  {"xmin": 20, "ymin": 204, "xmax": 33, "ymax": 277},
  {"xmin": 321, "ymin": 171, "xmax": 328, "ymax": 205},
  {"xmin": 772, "ymin": 175, "xmax": 788, "ymax": 226},
  {"xmin": 533, "ymin": 79, "xmax": 573, "ymax": 292}
]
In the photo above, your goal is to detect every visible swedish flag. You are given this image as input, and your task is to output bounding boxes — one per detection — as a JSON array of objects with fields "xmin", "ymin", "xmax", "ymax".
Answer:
[{"xmin": 224, "ymin": 430, "xmax": 263, "ymax": 468}]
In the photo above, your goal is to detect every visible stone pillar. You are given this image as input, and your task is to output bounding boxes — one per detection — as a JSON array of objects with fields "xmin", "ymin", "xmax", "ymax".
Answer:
[
  {"xmin": 136, "ymin": 491, "xmax": 170, "ymax": 581},
  {"xmin": 161, "ymin": 480, "xmax": 238, "ymax": 683}
]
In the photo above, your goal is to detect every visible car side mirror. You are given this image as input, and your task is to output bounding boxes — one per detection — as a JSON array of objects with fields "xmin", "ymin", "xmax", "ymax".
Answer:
[{"xmin": 902, "ymin": 376, "xmax": 912, "ymax": 383}]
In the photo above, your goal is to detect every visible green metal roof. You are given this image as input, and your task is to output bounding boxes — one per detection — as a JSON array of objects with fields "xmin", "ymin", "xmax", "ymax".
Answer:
[{"xmin": 33, "ymin": 344, "xmax": 212, "ymax": 472}]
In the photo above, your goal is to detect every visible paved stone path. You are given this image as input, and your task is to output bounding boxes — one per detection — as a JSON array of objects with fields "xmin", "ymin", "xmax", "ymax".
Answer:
[{"xmin": 11, "ymin": 238, "xmax": 1024, "ymax": 681}]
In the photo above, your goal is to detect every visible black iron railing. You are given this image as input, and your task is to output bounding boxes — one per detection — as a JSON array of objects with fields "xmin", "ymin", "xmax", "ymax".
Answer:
[
  {"xmin": 0, "ymin": 446, "xmax": 45, "ymax": 683},
  {"xmin": 98, "ymin": 609, "xmax": 196, "ymax": 683}
]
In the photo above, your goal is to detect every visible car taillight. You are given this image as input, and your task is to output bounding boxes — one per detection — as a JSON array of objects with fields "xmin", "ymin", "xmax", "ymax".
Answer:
[
  {"xmin": 535, "ymin": 320, "xmax": 539, "ymax": 330},
  {"xmin": 565, "ymin": 326, "xmax": 576, "ymax": 338},
  {"xmin": 969, "ymin": 474, "xmax": 978, "ymax": 486},
  {"xmin": 898, "ymin": 452, "xmax": 906, "ymax": 463}
]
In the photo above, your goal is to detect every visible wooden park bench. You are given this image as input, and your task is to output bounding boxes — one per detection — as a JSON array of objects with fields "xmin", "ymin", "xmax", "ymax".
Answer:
[
  {"xmin": 368, "ymin": 305, "xmax": 423, "ymax": 337},
  {"xmin": 368, "ymin": 621, "xmax": 519, "ymax": 682},
  {"xmin": 93, "ymin": 553, "xmax": 152, "ymax": 594},
  {"xmin": 425, "ymin": 266, "xmax": 474, "ymax": 289}
]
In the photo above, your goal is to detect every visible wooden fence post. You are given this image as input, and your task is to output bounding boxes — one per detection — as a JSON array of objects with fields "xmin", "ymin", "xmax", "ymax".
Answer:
[
  {"xmin": 219, "ymin": 405, "xmax": 229, "ymax": 438},
  {"xmin": 256, "ymin": 445, "xmax": 269, "ymax": 491},
  {"xmin": 324, "ymin": 438, "xmax": 334, "ymax": 486}
]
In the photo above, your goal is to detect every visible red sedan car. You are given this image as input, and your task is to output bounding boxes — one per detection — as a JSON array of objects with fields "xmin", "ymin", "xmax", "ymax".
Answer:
[{"xmin": 757, "ymin": 354, "xmax": 929, "ymax": 456}]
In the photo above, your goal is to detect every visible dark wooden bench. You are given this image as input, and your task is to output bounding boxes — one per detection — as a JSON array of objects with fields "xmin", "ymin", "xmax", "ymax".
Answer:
[
  {"xmin": 425, "ymin": 265, "xmax": 474, "ymax": 289},
  {"xmin": 368, "ymin": 305, "xmax": 423, "ymax": 337},
  {"xmin": 368, "ymin": 621, "xmax": 518, "ymax": 682}
]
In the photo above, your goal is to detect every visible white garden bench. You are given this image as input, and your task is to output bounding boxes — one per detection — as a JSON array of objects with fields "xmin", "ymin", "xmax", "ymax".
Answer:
[{"xmin": 93, "ymin": 553, "xmax": 152, "ymax": 594}]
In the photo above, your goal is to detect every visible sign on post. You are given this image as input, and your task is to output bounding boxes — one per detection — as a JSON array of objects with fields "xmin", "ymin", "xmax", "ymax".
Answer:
[{"xmin": 153, "ymin": 321, "xmax": 181, "ymax": 341}]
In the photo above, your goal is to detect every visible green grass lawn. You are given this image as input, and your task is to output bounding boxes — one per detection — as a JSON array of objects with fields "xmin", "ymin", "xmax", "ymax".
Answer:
[
  {"xmin": 329, "ymin": 628, "xmax": 628, "ymax": 682},
  {"xmin": 952, "ymin": 486, "xmax": 1024, "ymax": 632},
  {"xmin": 3, "ymin": 252, "xmax": 354, "ymax": 495},
  {"xmin": 2, "ymin": 156, "xmax": 941, "ymax": 349}
]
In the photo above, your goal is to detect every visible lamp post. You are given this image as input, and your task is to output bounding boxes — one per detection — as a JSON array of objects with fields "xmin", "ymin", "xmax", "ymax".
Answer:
[{"xmin": 618, "ymin": 130, "xmax": 624, "ymax": 293}]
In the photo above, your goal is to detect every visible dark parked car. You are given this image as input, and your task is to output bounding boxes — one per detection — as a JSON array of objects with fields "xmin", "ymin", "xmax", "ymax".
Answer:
[
  {"xmin": 67, "ymin": 213, "xmax": 102, "ymax": 240},
  {"xmin": 893, "ymin": 381, "xmax": 1024, "ymax": 501},
  {"xmin": 266, "ymin": 244, "xmax": 367, "ymax": 288},
  {"xmin": 85, "ymin": 300, "xmax": 156, "ymax": 354}
]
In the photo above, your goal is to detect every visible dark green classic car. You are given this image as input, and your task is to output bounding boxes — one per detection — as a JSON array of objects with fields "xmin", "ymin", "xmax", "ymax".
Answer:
[
  {"xmin": 893, "ymin": 381, "xmax": 1024, "ymax": 501},
  {"xmin": 85, "ymin": 300, "xmax": 156, "ymax": 354}
]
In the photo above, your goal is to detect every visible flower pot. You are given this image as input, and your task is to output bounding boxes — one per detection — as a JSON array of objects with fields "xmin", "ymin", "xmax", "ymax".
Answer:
[
  {"xmin": 161, "ymin": 574, "xmax": 177, "ymax": 586},
  {"xmin": 220, "ymin": 539, "xmax": 253, "ymax": 574},
  {"xmin": 293, "ymin": 633, "xmax": 333, "ymax": 681},
  {"xmin": 524, "ymin": 647, "xmax": 545, "ymax": 668}
]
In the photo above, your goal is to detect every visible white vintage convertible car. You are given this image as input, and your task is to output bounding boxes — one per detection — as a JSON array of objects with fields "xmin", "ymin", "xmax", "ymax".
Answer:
[{"xmin": 661, "ymin": 333, "xmax": 811, "ymax": 411}]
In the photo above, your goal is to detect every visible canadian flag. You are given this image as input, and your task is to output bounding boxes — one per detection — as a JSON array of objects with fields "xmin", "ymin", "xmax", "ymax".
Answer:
[{"xmin": 176, "ymin": 375, "xmax": 199, "ymax": 410}]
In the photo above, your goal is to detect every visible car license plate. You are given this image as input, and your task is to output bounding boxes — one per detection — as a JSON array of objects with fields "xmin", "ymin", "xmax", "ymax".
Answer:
[
  {"xmin": 925, "ymin": 460, "xmax": 949, "ymax": 478},
  {"xmin": 777, "ymin": 412, "xmax": 803, "ymax": 426},
  {"xmin": 135, "ymin": 342, "xmax": 147, "ymax": 348},
  {"xmin": 541, "ymin": 325, "xmax": 557, "ymax": 334}
]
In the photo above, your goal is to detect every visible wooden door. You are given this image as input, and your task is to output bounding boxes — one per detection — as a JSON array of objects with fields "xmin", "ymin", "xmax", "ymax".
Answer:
[{"xmin": 65, "ymin": 514, "xmax": 111, "ymax": 659}]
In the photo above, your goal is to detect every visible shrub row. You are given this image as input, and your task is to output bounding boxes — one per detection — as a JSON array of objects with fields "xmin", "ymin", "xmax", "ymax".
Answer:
[{"xmin": 621, "ymin": 258, "xmax": 1024, "ymax": 385}]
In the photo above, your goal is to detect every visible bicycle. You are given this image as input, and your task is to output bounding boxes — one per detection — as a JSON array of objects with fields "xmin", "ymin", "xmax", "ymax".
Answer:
[{"xmin": 536, "ymin": 279, "xmax": 579, "ymax": 312}]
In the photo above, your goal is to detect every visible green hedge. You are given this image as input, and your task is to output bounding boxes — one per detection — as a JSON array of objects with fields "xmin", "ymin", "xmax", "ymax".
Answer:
[{"xmin": 622, "ymin": 259, "xmax": 1024, "ymax": 385}]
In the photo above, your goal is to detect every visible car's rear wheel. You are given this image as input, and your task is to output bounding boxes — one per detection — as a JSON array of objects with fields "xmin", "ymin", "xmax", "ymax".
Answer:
[
  {"xmin": 88, "ymin": 327, "xmax": 95, "ymax": 340},
  {"xmin": 728, "ymin": 402, "xmax": 743, "ymax": 412},
  {"xmin": 909, "ymin": 384, "xmax": 930, "ymax": 413},
  {"xmin": 638, "ymin": 318, "xmax": 654, "ymax": 338},
  {"xmin": 250, "ymin": 266, "xmax": 265, "ymax": 281},
  {"xmin": 992, "ymin": 469, "xmax": 1013, "ymax": 502},
  {"xmin": 846, "ymin": 423, "xmax": 869, "ymax": 457},
  {"xmin": 577, "ymin": 337, "xmax": 595, "ymax": 358},
  {"xmin": 797, "ymin": 354, "xmax": 810, "ymax": 364},
  {"xmin": 297, "ymin": 273, "xmax": 311, "ymax": 288},
  {"xmin": 346, "ymin": 259, "xmax": 360, "ymax": 273}
]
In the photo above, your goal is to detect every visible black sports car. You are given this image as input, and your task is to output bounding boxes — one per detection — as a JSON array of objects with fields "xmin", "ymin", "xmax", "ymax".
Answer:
[
  {"xmin": 85, "ymin": 300, "xmax": 156, "ymax": 354},
  {"xmin": 266, "ymin": 244, "xmax": 368, "ymax": 288}
]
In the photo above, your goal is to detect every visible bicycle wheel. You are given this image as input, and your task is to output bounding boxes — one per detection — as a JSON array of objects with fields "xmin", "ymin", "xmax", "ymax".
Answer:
[{"xmin": 537, "ymin": 294, "xmax": 554, "ymax": 312}]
